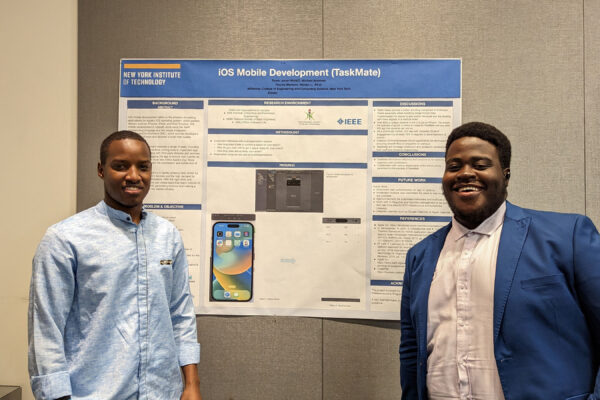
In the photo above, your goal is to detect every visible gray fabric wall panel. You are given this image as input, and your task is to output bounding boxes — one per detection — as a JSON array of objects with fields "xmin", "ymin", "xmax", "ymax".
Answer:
[
  {"xmin": 585, "ymin": 0, "xmax": 600, "ymax": 226},
  {"xmin": 78, "ymin": 1, "xmax": 594, "ymax": 399},
  {"xmin": 78, "ymin": 0, "xmax": 324, "ymax": 211},
  {"xmin": 323, "ymin": 319, "xmax": 401, "ymax": 399},
  {"xmin": 322, "ymin": 1, "xmax": 586, "ymax": 396},
  {"xmin": 197, "ymin": 316, "xmax": 322, "ymax": 399},
  {"xmin": 78, "ymin": 1, "xmax": 325, "ymax": 400},
  {"xmin": 323, "ymin": 0, "xmax": 585, "ymax": 214}
]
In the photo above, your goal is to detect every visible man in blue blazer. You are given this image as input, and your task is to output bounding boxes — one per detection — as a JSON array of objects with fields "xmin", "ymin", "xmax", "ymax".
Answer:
[{"xmin": 400, "ymin": 122, "xmax": 600, "ymax": 400}]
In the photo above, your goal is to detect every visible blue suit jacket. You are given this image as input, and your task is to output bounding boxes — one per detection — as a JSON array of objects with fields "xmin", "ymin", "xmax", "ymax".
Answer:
[{"xmin": 400, "ymin": 202, "xmax": 600, "ymax": 400}]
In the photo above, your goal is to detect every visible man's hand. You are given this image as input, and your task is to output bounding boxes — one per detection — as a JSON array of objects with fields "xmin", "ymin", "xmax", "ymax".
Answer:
[{"xmin": 181, "ymin": 364, "xmax": 202, "ymax": 400}]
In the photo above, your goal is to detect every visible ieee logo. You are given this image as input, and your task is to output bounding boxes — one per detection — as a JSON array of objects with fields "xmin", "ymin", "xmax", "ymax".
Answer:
[{"xmin": 337, "ymin": 117, "xmax": 362, "ymax": 125}]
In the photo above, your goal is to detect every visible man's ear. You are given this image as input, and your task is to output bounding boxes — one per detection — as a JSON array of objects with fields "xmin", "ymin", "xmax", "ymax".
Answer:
[
  {"xmin": 97, "ymin": 162, "xmax": 104, "ymax": 179},
  {"xmin": 503, "ymin": 168, "xmax": 511, "ymax": 181}
]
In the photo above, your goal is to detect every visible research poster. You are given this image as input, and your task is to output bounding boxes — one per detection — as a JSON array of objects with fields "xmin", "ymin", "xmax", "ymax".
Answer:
[{"xmin": 118, "ymin": 59, "xmax": 460, "ymax": 320}]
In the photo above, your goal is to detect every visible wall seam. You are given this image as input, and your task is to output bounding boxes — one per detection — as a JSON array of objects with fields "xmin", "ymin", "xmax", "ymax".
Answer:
[
  {"xmin": 322, "ymin": 0, "xmax": 325, "ymax": 59},
  {"xmin": 583, "ymin": 0, "xmax": 587, "ymax": 215},
  {"xmin": 322, "ymin": 319, "xmax": 325, "ymax": 400},
  {"xmin": 321, "ymin": 3, "xmax": 325, "ymax": 400}
]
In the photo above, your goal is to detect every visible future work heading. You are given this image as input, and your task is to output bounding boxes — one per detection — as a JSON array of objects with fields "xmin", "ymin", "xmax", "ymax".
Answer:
[{"xmin": 217, "ymin": 67, "xmax": 382, "ymax": 79}]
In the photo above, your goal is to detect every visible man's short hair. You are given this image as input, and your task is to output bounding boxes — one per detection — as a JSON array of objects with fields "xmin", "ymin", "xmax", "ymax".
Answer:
[
  {"xmin": 99, "ymin": 130, "xmax": 151, "ymax": 165},
  {"xmin": 446, "ymin": 122, "xmax": 511, "ymax": 169}
]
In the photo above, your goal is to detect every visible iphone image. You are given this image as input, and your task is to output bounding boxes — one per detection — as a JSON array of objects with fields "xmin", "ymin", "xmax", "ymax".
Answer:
[{"xmin": 210, "ymin": 222, "xmax": 254, "ymax": 301}]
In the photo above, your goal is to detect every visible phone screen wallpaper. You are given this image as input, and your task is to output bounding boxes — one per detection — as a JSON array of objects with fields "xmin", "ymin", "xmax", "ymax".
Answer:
[{"xmin": 211, "ymin": 223, "xmax": 253, "ymax": 301}]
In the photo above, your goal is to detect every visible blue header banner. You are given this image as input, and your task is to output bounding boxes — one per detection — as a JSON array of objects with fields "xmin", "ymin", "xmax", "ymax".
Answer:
[
  {"xmin": 144, "ymin": 203, "xmax": 202, "ymax": 210},
  {"xmin": 207, "ymin": 161, "xmax": 368, "ymax": 169},
  {"xmin": 372, "ymin": 151, "xmax": 446, "ymax": 158},
  {"xmin": 370, "ymin": 280, "xmax": 403, "ymax": 287},
  {"xmin": 128, "ymin": 100, "xmax": 204, "ymax": 109},
  {"xmin": 208, "ymin": 129, "xmax": 368, "ymax": 136},
  {"xmin": 120, "ymin": 59, "xmax": 461, "ymax": 99},
  {"xmin": 372, "ymin": 177, "xmax": 443, "ymax": 183},
  {"xmin": 208, "ymin": 99, "xmax": 368, "ymax": 106},
  {"xmin": 373, "ymin": 101, "xmax": 453, "ymax": 107},
  {"xmin": 372, "ymin": 215, "xmax": 452, "ymax": 222}
]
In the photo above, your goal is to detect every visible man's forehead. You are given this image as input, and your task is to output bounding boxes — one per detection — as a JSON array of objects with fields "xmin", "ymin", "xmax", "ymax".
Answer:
[
  {"xmin": 447, "ymin": 137, "xmax": 499, "ymax": 156},
  {"xmin": 106, "ymin": 139, "xmax": 150, "ymax": 156},
  {"xmin": 109, "ymin": 156, "xmax": 151, "ymax": 162},
  {"xmin": 446, "ymin": 154, "xmax": 493, "ymax": 161}
]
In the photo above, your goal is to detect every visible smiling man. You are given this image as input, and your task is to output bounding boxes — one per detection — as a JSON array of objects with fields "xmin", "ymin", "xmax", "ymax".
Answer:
[
  {"xmin": 28, "ymin": 131, "xmax": 201, "ymax": 400},
  {"xmin": 400, "ymin": 122, "xmax": 600, "ymax": 400}
]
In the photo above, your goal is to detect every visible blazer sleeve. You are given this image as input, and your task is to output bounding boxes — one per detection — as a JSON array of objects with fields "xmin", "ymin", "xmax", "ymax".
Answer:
[
  {"xmin": 400, "ymin": 248, "xmax": 419, "ymax": 400},
  {"xmin": 573, "ymin": 216, "xmax": 600, "ymax": 399}
]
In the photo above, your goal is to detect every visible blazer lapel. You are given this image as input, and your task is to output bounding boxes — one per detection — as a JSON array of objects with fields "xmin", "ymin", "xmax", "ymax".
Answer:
[{"xmin": 494, "ymin": 202, "xmax": 530, "ymax": 341}]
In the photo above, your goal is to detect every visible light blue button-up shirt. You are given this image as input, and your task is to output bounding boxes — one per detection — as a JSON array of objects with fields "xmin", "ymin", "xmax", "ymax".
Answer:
[{"xmin": 28, "ymin": 202, "xmax": 200, "ymax": 400}]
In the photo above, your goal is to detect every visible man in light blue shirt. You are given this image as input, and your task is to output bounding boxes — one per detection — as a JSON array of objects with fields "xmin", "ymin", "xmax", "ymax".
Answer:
[{"xmin": 29, "ymin": 131, "xmax": 202, "ymax": 400}]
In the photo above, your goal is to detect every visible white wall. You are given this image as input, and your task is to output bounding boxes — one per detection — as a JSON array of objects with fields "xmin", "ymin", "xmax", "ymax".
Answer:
[{"xmin": 0, "ymin": 1, "xmax": 77, "ymax": 399}]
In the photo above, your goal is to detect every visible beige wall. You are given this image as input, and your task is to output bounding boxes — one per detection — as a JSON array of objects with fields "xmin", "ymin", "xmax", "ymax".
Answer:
[{"xmin": 0, "ymin": 1, "xmax": 77, "ymax": 399}]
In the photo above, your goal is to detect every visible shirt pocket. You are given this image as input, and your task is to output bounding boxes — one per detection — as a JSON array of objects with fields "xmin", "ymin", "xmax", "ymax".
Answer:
[
  {"xmin": 155, "ymin": 256, "xmax": 175, "ymax": 273},
  {"xmin": 149, "ymin": 255, "xmax": 175, "ymax": 296}
]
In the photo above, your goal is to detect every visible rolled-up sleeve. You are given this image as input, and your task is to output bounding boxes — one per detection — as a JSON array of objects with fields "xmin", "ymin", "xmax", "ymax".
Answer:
[
  {"xmin": 169, "ymin": 231, "xmax": 200, "ymax": 367},
  {"xmin": 28, "ymin": 228, "xmax": 75, "ymax": 399}
]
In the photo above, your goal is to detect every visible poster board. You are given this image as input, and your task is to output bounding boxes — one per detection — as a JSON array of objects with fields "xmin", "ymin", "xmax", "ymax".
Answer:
[{"xmin": 118, "ymin": 59, "xmax": 460, "ymax": 320}]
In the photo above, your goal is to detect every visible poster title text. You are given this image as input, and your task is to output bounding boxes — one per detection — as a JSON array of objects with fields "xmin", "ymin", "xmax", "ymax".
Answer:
[{"xmin": 217, "ymin": 67, "xmax": 381, "ymax": 79}]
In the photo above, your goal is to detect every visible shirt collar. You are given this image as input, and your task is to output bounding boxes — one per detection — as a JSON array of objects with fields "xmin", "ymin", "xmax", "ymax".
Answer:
[
  {"xmin": 97, "ymin": 200, "xmax": 148, "ymax": 224},
  {"xmin": 450, "ymin": 201, "xmax": 506, "ymax": 241}
]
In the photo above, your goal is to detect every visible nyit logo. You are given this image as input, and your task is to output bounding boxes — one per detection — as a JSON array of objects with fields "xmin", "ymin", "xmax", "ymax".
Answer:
[
  {"xmin": 337, "ymin": 117, "xmax": 362, "ymax": 125},
  {"xmin": 305, "ymin": 109, "xmax": 315, "ymax": 120},
  {"xmin": 160, "ymin": 259, "xmax": 173, "ymax": 265}
]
